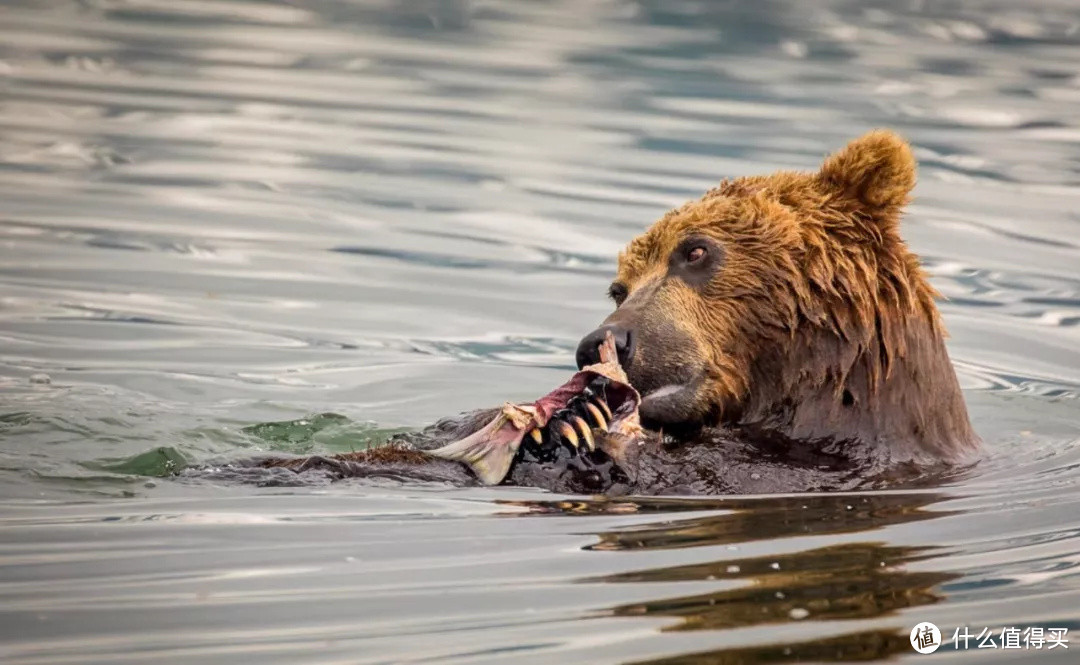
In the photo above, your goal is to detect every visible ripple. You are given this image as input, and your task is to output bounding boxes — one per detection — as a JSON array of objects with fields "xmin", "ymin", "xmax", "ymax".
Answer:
[{"xmin": 3, "ymin": 0, "xmax": 1080, "ymax": 663}]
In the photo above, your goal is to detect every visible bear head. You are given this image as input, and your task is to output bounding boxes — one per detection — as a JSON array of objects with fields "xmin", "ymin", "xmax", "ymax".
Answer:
[{"xmin": 576, "ymin": 130, "xmax": 978, "ymax": 462}]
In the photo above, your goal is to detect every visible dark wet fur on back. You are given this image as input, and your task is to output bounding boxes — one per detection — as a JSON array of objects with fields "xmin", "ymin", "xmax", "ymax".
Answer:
[{"xmin": 239, "ymin": 410, "xmax": 963, "ymax": 495}]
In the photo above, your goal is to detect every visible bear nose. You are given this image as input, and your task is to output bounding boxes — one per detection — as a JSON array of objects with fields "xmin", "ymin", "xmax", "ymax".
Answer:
[{"xmin": 575, "ymin": 324, "xmax": 634, "ymax": 370}]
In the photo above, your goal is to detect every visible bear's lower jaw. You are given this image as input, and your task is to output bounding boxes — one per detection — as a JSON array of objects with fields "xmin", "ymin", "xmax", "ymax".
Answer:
[{"xmin": 638, "ymin": 378, "xmax": 707, "ymax": 427}]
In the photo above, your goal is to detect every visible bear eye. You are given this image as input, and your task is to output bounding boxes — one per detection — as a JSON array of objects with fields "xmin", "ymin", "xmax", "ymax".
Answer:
[
  {"xmin": 669, "ymin": 237, "xmax": 721, "ymax": 287},
  {"xmin": 607, "ymin": 282, "xmax": 628, "ymax": 306}
]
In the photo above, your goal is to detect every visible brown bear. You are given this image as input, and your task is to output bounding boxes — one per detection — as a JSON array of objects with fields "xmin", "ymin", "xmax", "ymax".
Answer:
[
  {"xmin": 574, "ymin": 129, "xmax": 979, "ymax": 467},
  {"xmin": 253, "ymin": 130, "xmax": 980, "ymax": 495}
]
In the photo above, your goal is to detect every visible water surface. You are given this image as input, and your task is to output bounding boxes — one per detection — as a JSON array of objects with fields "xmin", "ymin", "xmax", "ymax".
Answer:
[{"xmin": 2, "ymin": 1, "xmax": 1080, "ymax": 663}]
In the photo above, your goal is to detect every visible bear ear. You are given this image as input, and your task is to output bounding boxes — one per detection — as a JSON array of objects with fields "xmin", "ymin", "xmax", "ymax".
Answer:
[{"xmin": 817, "ymin": 130, "xmax": 915, "ymax": 212}]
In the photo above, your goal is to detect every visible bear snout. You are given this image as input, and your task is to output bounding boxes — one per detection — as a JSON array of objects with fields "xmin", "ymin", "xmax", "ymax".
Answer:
[
  {"xmin": 575, "ymin": 324, "xmax": 635, "ymax": 370},
  {"xmin": 577, "ymin": 309, "xmax": 711, "ymax": 428}
]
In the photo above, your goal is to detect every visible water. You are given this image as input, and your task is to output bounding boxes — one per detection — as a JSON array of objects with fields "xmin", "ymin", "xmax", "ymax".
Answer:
[{"xmin": 2, "ymin": 0, "xmax": 1080, "ymax": 662}]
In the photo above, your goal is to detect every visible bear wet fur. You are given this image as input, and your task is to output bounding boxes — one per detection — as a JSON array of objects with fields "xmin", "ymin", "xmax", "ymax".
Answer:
[
  {"xmin": 581, "ymin": 129, "xmax": 979, "ymax": 468},
  {"xmin": 256, "ymin": 131, "xmax": 979, "ymax": 494}
]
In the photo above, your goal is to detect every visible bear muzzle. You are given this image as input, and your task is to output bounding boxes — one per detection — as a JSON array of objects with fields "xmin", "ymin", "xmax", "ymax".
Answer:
[
  {"xmin": 577, "ymin": 322, "xmax": 711, "ymax": 429},
  {"xmin": 576, "ymin": 323, "xmax": 635, "ymax": 370}
]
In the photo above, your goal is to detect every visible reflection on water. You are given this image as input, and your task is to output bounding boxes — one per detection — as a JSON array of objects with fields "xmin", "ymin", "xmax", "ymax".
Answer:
[
  {"xmin": 583, "ymin": 494, "xmax": 953, "ymax": 551},
  {"xmin": 603, "ymin": 541, "xmax": 952, "ymax": 629},
  {"xmin": 2, "ymin": 0, "xmax": 1080, "ymax": 663},
  {"xmin": 631, "ymin": 630, "xmax": 907, "ymax": 665},
  {"xmin": 579, "ymin": 494, "xmax": 955, "ymax": 662}
]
